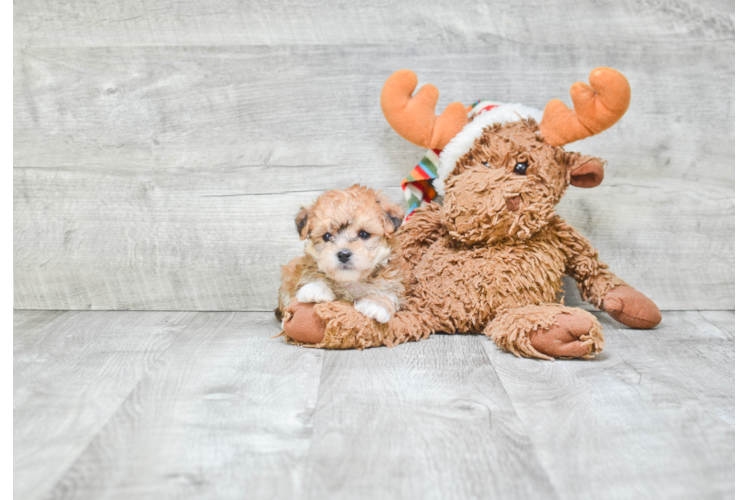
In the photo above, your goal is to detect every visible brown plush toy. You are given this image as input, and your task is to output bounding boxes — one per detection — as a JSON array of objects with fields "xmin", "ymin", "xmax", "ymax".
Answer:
[{"xmin": 281, "ymin": 67, "xmax": 661, "ymax": 359}]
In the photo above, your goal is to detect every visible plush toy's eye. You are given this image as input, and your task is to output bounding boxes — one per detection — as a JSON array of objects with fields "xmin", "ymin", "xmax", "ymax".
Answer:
[
  {"xmin": 482, "ymin": 161, "xmax": 490, "ymax": 167},
  {"xmin": 358, "ymin": 230, "xmax": 370, "ymax": 240},
  {"xmin": 323, "ymin": 233, "xmax": 332, "ymax": 242},
  {"xmin": 514, "ymin": 162, "xmax": 529, "ymax": 175}
]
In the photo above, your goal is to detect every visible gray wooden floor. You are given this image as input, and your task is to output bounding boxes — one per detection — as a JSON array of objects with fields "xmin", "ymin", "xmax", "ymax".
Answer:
[{"xmin": 14, "ymin": 310, "xmax": 734, "ymax": 500}]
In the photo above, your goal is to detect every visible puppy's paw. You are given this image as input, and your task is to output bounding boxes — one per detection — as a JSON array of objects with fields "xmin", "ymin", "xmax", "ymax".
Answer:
[
  {"xmin": 354, "ymin": 298, "xmax": 392, "ymax": 323},
  {"xmin": 296, "ymin": 281, "xmax": 335, "ymax": 303}
]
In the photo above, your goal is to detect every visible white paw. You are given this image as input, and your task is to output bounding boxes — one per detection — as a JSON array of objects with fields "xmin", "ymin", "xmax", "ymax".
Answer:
[
  {"xmin": 296, "ymin": 281, "xmax": 335, "ymax": 303},
  {"xmin": 354, "ymin": 299, "xmax": 392, "ymax": 323}
]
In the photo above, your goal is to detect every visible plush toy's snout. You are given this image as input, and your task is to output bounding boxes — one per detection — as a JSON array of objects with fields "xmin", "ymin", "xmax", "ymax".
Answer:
[{"xmin": 505, "ymin": 196, "xmax": 521, "ymax": 212}]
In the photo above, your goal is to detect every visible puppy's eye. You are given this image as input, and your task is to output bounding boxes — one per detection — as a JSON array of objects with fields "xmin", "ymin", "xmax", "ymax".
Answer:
[
  {"xmin": 482, "ymin": 161, "xmax": 490, "ymax": 167},
  {"xmin": 358, "ymin": 230, "xmax": 370, "ymax": 240},
  {"xmin": 514, "ymin": 162, "xmax": 529, "ymax": 175},
  {"xmin": 323, "ymin": 233, "xmax": 332, "ymax": 242}
]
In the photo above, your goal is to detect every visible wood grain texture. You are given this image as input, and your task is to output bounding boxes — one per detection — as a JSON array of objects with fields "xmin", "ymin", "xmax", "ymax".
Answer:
[
  {"xmin": 13, "ymin": 41, "xmax": 734, "ymax": 310},
  {"xmin": 14, "ymin": 310, "xmax": 734, "ymax": 499},
  {"xmin": 305, "ymin": 334, "xmax": 557, "ymax": 499},
  {"xmin": 14, "ymin": 0, "xmax": 734, "ymax": 47},
  {"xmin": 480, "ymin": 311, "xmax": 735, "ymax": 500},
  {"xmin": 730, "ymin": 1, "xmax": 748, "ymax": 312},
  {"xmin": 12, "ymin": 310, "xmax": 67, "ymax": 346},
  {"xmin": 44, "ymin": 312, "xmax": 323, "ymax": 500},
  {"xmin": 13, "ymin": 310, "xmax": 197, "ymax": 500},
  {"xmin": 13, "ymin": 166, "xmax": 733, "ymax": 310},
  {"xmin": 700, "ymin": 311, "xmax": 748, "ymax": 354},
  {"xmin": 14, "ymin": 44, "xmax": 734, "ymax": 176},
  {"xmin": 732, "ymin": 353, "xmax": 748, "ymax": 436}
]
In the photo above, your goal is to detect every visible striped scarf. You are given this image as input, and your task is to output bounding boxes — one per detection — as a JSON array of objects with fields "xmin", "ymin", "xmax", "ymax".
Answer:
[{"xmin": 401, "ymin": 148, "xmax": 441, "ymax": 221}]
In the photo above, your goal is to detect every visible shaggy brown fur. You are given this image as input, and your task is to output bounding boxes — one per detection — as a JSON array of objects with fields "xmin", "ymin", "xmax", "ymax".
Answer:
[
  {"xmin": 281, "ymin": 117, "xmax": 661, "ymax": 359},
  {"xmin": 277, "ymin": 185, "xmax": 410, "ymax": 325}
]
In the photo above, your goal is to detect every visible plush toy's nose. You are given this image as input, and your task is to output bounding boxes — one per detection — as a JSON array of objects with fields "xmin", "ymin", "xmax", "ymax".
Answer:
[
  {"xmin": 506, "ymin": 196, "xmax": 521, "ymax": 212},
  {"xmin": 337, "ymin": 249, "xmax": 352, "ymax": 263}
]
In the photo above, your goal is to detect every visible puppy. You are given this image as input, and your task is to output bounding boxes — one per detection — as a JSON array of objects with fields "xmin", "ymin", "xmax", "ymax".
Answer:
[{"xmin": 277, "ymin": 185, "xmax": 409, "ymax": 324}]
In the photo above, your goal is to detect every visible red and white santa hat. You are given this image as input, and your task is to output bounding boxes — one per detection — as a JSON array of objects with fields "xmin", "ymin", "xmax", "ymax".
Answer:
[
  {"xmin": 402, "ymin": 100, "xmax": 542, "ymax": 219},
  {"xmin": 434, "ymin": 100, "xmax": 543, "ymax": 194}
]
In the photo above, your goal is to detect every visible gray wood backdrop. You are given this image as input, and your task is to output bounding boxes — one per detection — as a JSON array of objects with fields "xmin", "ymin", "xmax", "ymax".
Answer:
[{"xmin": 14, "ymin": 0, "xmax": 734, "ymax": 311}]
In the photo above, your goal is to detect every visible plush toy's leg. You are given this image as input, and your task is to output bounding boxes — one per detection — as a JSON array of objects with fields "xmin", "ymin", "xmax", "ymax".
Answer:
[
  {"xmin": 283, "ymin": 300, "xmax": 432, "ymax": 349},
  {"xmin": 484, "ymin": 304, "xmax": 604, "ymax": 360}
]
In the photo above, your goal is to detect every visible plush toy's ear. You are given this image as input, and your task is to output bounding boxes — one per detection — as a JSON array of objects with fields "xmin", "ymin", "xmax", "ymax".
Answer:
[
  {"xmin": 295, "ymin": 207, "xmax": 312, "ymax": 240},
  {"xmin": 377, "ymin": 194, "xmax": 405, "ymax": 236},
  {"xmin": 569, "ymin": 156, "xmax": 605, "ymax": 188}
]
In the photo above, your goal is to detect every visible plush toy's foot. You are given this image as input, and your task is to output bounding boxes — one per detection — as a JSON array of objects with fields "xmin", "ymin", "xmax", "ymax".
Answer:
[
  {"xmin": 486, "ymin": 305, "xmax": 604, "ymax": 360},
  {"xmin": 603, "ymin": 285, "xmax": 661, "ymax": 329},
  {"xmin": 529, "ymin": 310, "xmax": 598, "ymax": 359},
  {"xmin": 282, "ymin": 300, "xmax": 325, "ymax": 344}
]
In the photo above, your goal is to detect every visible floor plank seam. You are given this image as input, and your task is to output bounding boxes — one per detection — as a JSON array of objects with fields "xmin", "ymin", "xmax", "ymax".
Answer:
[
  {"xmin": 297, "ymin": 349, "xmax": 328, "ymax": 500},
  {"xmin": 476, "ymin": 337, "xmax": 564, "ymax": 500},
  {"xmin": 38, "ymin": 311, "xmax": 201, "ymax": 499}
]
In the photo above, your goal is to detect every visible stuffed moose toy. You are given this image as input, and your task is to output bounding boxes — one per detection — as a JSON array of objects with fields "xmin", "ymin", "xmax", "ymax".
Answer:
[{"xmin": 281, "ymin": 67, "xmax": 661, "ymax": 359}]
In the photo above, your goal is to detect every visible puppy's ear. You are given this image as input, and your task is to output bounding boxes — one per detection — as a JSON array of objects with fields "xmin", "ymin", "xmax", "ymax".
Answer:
[
  {"xmin": 377, "ymin": 195, "xmax": 405, "ymax": 236},
  {"xmin": 566, "ymin": 153, "xmax": 605, "ymax": 188},
  {"xmin": 295, "ymin": 207, "xmax": 312, "ymax": 240},
  {"xmin": 385, "ymin": 209, "xmax": 403, "ymax": 234}
]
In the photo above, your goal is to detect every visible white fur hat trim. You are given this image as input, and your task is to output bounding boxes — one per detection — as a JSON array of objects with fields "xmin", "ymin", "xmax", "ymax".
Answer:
[{"xmin": 432, "ymin": 102, "xmax": 542, "ymax": 195}]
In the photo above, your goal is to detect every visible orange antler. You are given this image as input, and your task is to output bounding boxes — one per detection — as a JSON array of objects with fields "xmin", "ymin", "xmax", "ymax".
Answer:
[
  {"xmin": 539, "ymin": 67, "xmax": 631, "ymax": 147},
  {"xmin": 380, "ymin": 70, "xmax": 468, "ymax": 149}
]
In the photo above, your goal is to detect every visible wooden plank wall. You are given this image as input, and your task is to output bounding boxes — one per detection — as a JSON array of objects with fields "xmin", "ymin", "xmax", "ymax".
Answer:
[{"xmin": 14, "ymin": 1, "xmax": 735, "ymax": 311}]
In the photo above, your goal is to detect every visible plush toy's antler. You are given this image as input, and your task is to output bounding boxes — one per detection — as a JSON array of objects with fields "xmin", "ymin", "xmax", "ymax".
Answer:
[
  {"xmin": 539, "ymin": 67, "xmax": 631, "ymax": 147},
  {"xmin": 381, "ymin": 70, "xmax": 469, "ymax": 150}
]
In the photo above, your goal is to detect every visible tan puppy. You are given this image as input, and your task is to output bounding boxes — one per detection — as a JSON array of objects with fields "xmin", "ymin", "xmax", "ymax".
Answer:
[{"xmin": 277, "ymin": 185, "xmax": 409, "ymax": 324}]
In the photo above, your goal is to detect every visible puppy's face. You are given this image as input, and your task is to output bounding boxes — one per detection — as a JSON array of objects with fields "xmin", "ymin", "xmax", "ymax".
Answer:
[{"xmin": 295, "ymin": 186, "xmax": 404, "ymax": 283}]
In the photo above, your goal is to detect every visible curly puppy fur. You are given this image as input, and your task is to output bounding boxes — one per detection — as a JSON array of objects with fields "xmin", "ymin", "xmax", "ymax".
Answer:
[{"xmin": 277, "ymin": 185, "xmax": 409, "ymax": 324}]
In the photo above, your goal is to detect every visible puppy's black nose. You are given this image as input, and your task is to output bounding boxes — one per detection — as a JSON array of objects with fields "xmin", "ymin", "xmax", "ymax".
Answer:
[{"xmin": 337, "ymin": 249, "xmax": 352, "ymax": 263}]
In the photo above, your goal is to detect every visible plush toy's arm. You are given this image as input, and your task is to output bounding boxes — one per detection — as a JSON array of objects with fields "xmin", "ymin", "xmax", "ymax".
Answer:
[
  {"xmin": 553, "ymin": 217, "xmax": 661, "ymax": 328},
  {"xmin": 397, "ymin": 203, "xmax": 448, "ymax": 264},
  {"xmin": 554, "ymin": 218, "xmax": 626, "ymax": 306}
]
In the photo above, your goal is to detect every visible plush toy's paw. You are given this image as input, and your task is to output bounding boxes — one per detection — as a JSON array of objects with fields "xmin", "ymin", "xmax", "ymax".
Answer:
[
  {"xmin": 296, "ymin": 281, "xmax": 335, "ymax": 304},
  {"xmin": 282, "ymin": 300, "xmax": 326, "ymax": 344},
  {"xmin": 529, "ymin": 311, "xmax": 595, "ymax": 359},
  {"xmin": 354, "ymin": 298, "xmax": 392, "ymax": 323},
  {"xmin": 603, "ymin": 286, "xmax": 662, "ymax": 329}
]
